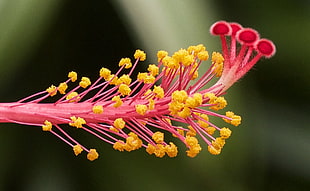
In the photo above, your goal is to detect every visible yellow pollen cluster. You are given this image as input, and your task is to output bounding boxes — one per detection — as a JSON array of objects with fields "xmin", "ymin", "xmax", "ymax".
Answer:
[
  {"xmin": 153, "ymin": 85, "xmax": 164, "ymax": 99},
  {"xmin": 187, "ymin": 44, "xmax": 206, "ymax": 56},
  {"xmin": 223, "ymin": 111, "xmax": 242, "ymax": 126},
  {"xmin": 119, "ymin": 58, "xmax": 132, "ymax": 69},
  {"xmin": 169, "ymin": 90, "xmax": 203, "ymax": 118},
  {"xmin": 42, "ymin": 120, "xmax": 52, "ymax": 131},
  {"xmin": 92, "ymin": 105, "xmax": 104, "ymax": 114},
  {"xmin": 113, "ymin": 132, "xmax": 143, "ymax": 152},
  {"xmin": 117, "ymin": 74, "xmax": 132, "ymax": 86},
  {"xmin": 58, "ymin": 82, "xmax": 68, "ymax": 94},
  {"xmin": 157, "ymin": 50, "xmax": 168, "ymax": 62},
  {"xmin": 211, "ymin": 52, "xmax": 224, "ymax": 77},
  {"xmin": 79, "ymin": 77, "xmax": 91, "ymax": 88},
  {"xmin": 146, "ymin": 142, "xmax": 178, "ymax": 158},
  {"xmin": 73, "ymin": 145, "xmax": 83, "ymax": 156},
  {"xmin": 69, "ymin": 116, "xmax": 86, "ymax": 128},
  {"xmin": 66, "ymin": 92, "xmax": 80, "ymax": 102},
  {"xmin": 135, "ymin": 104, "xmax": 148, "ymax": 115},
  {"xmin": 137, "ymin": 72, "xmax": 155, "ymax": 84},
  {"xmin": 68, "ymin": 71, "xmax": 77, "ymax": 82},
  {"xmin": 113, "ymin": 118, "xmax": 125, "ymax": 129},
  {"xmin": 148, "ymin": 99, "xmax": 155, "ymax": 110},
  {"xmin": 204, "ymin": 93, "xmax": 227, "ymax": 111},
  {"xmin": 87, "ymin": 149, "xmax": 99, "ymax": 161},
  {"xmin": 220, "ymin": 127, "xmax": 232, "ymax": 139},
  {"xmin": 112, "ymin": 95, "xmax": 123, "ymax": 107},
  {"xmin": 172, "ymin": 49, "xmax": 195, "ymax": 67},
  {"xmin": 152, "ymin": 131, "xmax": 164, "ymax": 143},
  {"xmin": 208, "ymin": 137, "xmax": 226, "ymax": 155},
  {"xmin": 185, "ymin": 136, "xmax": 202, "ymax": 157},
  {"xmin": 134, "ymin": 49, "xmax": 146, "ymax": 61},
  {"xmin": 197, "ymin": 113, "xmax": 209, "ymax": 128},
  {"xmin": 99, "ymin": 67, "xmax": 111, "ymax": 80},
  {"xmin": 147, "ymin": 64, "xmax": 159, "ymax": 76},
  {"xmin": 118, "ymin": 84, "xmax": 131, "ymax": 96},
  {"xmin": 46, "ymin": 85, "xmax": 57, "ymax": 96}
]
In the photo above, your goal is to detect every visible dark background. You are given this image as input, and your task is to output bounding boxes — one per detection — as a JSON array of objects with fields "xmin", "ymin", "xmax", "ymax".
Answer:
[{"xmin": 0, "ymin": 0, "xmax": 309, "ymax": 190}]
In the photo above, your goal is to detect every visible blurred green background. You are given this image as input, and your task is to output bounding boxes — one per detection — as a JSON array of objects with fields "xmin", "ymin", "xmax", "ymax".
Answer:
[{"xmin": 0, "ymin": 0, "xmax": 309, "ymax": 190}]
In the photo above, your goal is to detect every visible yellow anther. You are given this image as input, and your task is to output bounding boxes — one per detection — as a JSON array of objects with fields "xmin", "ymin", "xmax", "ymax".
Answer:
[
  {"xmin": 148, "ymin": 98, "xmax": 155, "ymax": 110},
  {"xmin": 69, "ymin": 116, "xmax": 86, "ymax": 128},
  {"xmin": 186, "ymin": 144, "xmax": 202, "ymax": 158},
  {"xmin": 87, "ymin": 149, "xmax": 99, "ymax": 161},
  {"xmin": 186, "ymin": 125, "xmax": 196, "ymax": 136},
  {"xmin": 205, "ymin": 126, "xmax": 216, "ymax": 135},
  {"xmin": 187, "ymin": 44, "xmax": 206, "ymax": 56},
  {"xmin": 144, "ymin": 89, "xmax": 152, "ymax": 97},
  {"xmin": 135, "ymin": 104, "xmax": 148, "ymax": 115},
  {"xmin": 147, "ymin": 64, "xmax": 159, "ymax": 76},
  {"xmin": 210, "ymin": 96, "xmax": 227, "ymax": 111},
  {"xmin": 178, "ymin": 107, "xmax": 191, "ymax": 118},
  {"xmin": 134, "ymin": 49, "xmax": 146, "ymax": 61},
  {"xmin": 68, "ymin": 71, "xmax": 77, "ymax": 82},
  {"xmin": 73, "ymin": 145, "xmax": 83, "ymax": 156},
  {"xmin": 165, "ymin": 142, "xmax": 178, "ymax": 157},
  {"xmin": 204, "ymin": 92, "xmax": 217, "ymax": 103},
  {"xmin": 92, "ymin": 105, "xmax": 104, "ymax": 114},
  {"xmin": 99, "ymin": 67, "xmax": 111, "ymax": 80},
  {"xmin": 46, "ymin": 85, "xmax": 57, "ymax": 96},
  {"xmin": 220, "ymin": 127, "xmax": 232, "ymax": 139},
  {"xmin": 106, "ymin": 74, "xmax": 118, "ymax": 85},
  {"xmin": 114, "ymin": 118, "xmax": 125, "ymax": 129},
  {"xmin": 185, "ymin": 136, "xmax": 199, "ymax": 147},
  {"xmin": 152, "ymin": 131, "xmax": 164, "ymax": 143},
  {"xmin": 112, "ymin": 95, "xmax": 123, "ymax": 107},
  {"xmin": 172, "ymin": 48, "xmax": 189, "ymax": 63},
  {"xmin": 146, "ymin": 143, "xmax": 156, "ymax": 155},
  {"xmin": 211, "ymin": 52, "xmax": 224, "ymax": 77},
  {"xmin": 172, "ymin": 128, "xmax": 185, "ymax": 137},
  {"xmin": 224, "ymin": 111, "xmax": 242, "ymax": 126},
  {"xmin": 171, "ymin": 90, "xmax": 188, "ymax": 103},
  {"xmin": 153, "ymin": 85, "xmax": 164, "ymax": 99},
  {"xmin": 125, "ymin": 132, "xmax": 143, "ymax": 151},
  {"xmin": 66, "ymin": 92, "xmax": 80, "ymax": 102},
  {"xmin": 190, "ymin": 70, "xmax": 199, "ymax": 80},
  {"xmin": 137, "ymin": 72, "xmax": 148, "ymax": 82},
  {"xmin": 157, "ymin": 50, "xmax": 168, "ymax": 62},
  {"xmin": 119, "ymin": 57, "xmax": 132, "ymax": 69},
  {"xmin": 231, "ymin": 115, "xmax": 241, "ymax": 126},
  {"xmin": 182, "ymin": 55, "xmax": 195, "ymax": 67},
  {"xmin": 79, "ymin": 77, "xmax": 91, "ymax": 88},
  {"xmin": 212, "ymin": 137, "xmax": 225, "ymax": 150},
  {"xmin": 197, "ymin": 114, "xmax": 209, "ymax": 128},
  {"xmin": 117, "ymin": 74, "xmax": 132, "ymax": 85},
  {"xmin": 109, "ymin": 127, "xmax": 119, "ymax": 133},
  {"xmin": 113, "ymin": 141, "xmax": 125, "ymax": 151},
  {"xmin": 208, "ymin": 145, "xmax": 221, "ymax": 155},
  {"xmin": 162, "ymin": 56, "xmax": 178, "ymax": 69},
  {"xmin": 154, "ymin": 144, "xmax": 166, "ymax": 158},
  {"xmin": 42, "ymin": 120, "xmax": 52, "ymax": 131},
  {"xmin": 144, "ymin": 75, "xmax": 155, "ymax": 84},
  {"xmin": 212, "ymin": 51, "xmax": 224, "ymax": 64},
  {"xmin": 168, "ymin": 101, "xmax": 184, "ymax": 115},
  {"xmin": 197, "ymin": 50, "xmax": 209, "ymax": 61},
  {"xmin": 58, "ymin": 82, "xmax": 68, "ymax": 94},
  {"xmin": 118, "ymin": 84, "xmax": 131, "ymax": 96},
  {"xmin": 185, "ymin": 93, "xmax": 202, "ymax": 108}
]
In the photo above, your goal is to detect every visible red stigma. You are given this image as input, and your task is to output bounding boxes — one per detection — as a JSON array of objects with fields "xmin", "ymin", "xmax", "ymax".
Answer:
[
  {"xmin": 230, "ymin": 23, "xmax": 243, "ymax": 35},
  {"xmin": 255, "ymin": 39, "xmax": 276, "ymax": 58},
  {"xmin": 210, "ymin": 21, "xmax": 232, "ymax": 36},
  {"xmin": 236, "ymin": 28, "xmax": 260, "ymax": 45}
]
